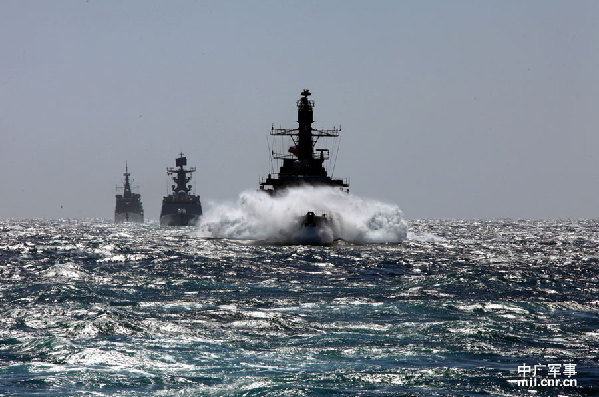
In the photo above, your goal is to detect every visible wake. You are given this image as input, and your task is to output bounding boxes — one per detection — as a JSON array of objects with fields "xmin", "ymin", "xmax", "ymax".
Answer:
[{"xmin": 197, "ymin": 186, "xmax": 408, "ymax": 244}]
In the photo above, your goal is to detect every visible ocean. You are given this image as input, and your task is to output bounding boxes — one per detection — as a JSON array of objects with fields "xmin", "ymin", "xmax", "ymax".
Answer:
[{"xmin": 1, "ymin": 216, "xmax": 598, "ymax": 396}]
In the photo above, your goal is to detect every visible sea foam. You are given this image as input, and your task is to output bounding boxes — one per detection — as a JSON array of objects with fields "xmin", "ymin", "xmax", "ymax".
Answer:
[{"xmin": 197, "ymin": 186, "xmax": 408, "ymax": 244}]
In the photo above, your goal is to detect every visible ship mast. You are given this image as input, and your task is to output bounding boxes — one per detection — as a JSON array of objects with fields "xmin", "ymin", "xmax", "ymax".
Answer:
[
  {"xmin": 297, "ymin": 89, "xmax": 315, "ymax": 161},
  {"xmin": 270, "ymin": 89, "xmax": 341, "ymax": 164},
  {"xmin": 123, "ymin": 161, "xmax": 132, "ymax": 198},
  {"xmin": 167, "ymin": 153, "xmax": 196, "ymax": 194}
]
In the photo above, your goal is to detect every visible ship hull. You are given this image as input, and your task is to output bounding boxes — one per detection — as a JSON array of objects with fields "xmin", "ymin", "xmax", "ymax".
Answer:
[
  {"xmin": 159, "ymin": 199, "xmax": 202, "ymax": 227},
  {"xmin": 159, "ymin": 213, "xmax": 201, "ymax": 227},
  {"xmin": 115, "ymin": 211, "xmax": 144, "ymax": 223},
  {"xmin": 114, "ymin": 195, "xmax": 144, "ymax": 224},
  {"xmin": 291, "ymin": 212, "xmax": 334, "ymax": 245}
]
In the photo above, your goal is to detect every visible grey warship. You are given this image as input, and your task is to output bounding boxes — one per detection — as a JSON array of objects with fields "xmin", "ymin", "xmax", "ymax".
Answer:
[
  {"xmin": 114, "ymin": 163, "xmax": 144, "ymax": 223},
  {"xmin": 160, "ymin": 153, "xmax": 202, "ymax": 227},
  {"xmin": 259, "ymin": 89, "xmax": 349, "ymax": 243}
]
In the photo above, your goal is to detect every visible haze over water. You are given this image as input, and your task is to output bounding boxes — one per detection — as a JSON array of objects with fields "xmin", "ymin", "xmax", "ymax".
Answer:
[{"xmin": 1, "ymin": 1, "xmax": 598, "ymax": 220}]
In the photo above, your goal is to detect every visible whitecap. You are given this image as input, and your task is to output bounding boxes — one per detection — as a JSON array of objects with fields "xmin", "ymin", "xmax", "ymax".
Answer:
[{"xmin": 197, "ymin": 186, "xmax": 407, "ymax": 244}]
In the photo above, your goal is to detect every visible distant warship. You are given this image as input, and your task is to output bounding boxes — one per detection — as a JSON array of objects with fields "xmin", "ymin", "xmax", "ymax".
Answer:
[
  {"xmin": 114, "ymin": 163, "xmax": 144, "ymax": 223},
  {"xmin": 160, "ymin": 153, "xmax": 202, "ymax": 227},
  {"xmin": 259, "ymin": 89, "xmax": 349, "ymax": 243}
]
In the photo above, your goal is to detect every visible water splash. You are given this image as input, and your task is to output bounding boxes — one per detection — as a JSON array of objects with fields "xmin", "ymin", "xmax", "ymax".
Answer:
[{"xmin": 197, "ymin": 186, "xmax": 408, "ymax": 243}]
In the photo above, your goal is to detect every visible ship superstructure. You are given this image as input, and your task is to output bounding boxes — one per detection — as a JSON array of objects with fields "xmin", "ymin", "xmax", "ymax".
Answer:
[
  {"xmin": 259, "ymin": 89, "xmax": 349, "ymax": 193},
  {"xmin": 114, "ymin": 163, "xmax": 144, "ymax": 223},
  {"xmin": 160, "ymin": 153, "xmax": 202, "ymax": 227}
]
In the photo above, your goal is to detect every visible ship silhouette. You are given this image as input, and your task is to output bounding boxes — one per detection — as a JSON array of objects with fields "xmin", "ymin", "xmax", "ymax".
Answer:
[
  {"xmin": 160, "ymin": 153, "xmax": 203, "ymax": 227},
  {"xmin": 259, "ymin": 89, "xmax": 349, "ymax": 244},
  {"xmin": 114, "ymin": 162, "xmax": 144, "ymax": 223},
  {"xmin": 260, "ymin": 89, "xmax": 349, "ymax": 193}
]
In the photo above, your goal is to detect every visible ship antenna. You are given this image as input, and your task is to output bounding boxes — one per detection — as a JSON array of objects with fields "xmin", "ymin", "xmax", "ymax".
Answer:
[
  {"xmin": 331, "ymin": 127, "xmax": 341, "ymax": 177},
  {"xmin": 266, "ymin": 129, "xmax": 274, "ymax": 174}
]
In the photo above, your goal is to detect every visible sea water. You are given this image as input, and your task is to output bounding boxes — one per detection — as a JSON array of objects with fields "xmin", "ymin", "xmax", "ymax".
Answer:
[{"xmin": 0, "ymin": 200, "xmax": 598, "ymax": 396}]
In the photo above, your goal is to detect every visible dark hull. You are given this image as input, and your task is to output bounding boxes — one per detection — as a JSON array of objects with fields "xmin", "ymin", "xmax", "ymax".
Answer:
[
  {"xmin": 114, "ymin": 196, "xmax": 144, "ymax": 224},
  {"xmin": 159, "ymin": 213, "xmax": 201, "ymax": 227},
  {"xmin": 115, "ymin": 211, "xmax": 144, "ymax": 223},
  {"xmin": 159, "ymin": 196, "xmax": 202, "ymax": 227}
]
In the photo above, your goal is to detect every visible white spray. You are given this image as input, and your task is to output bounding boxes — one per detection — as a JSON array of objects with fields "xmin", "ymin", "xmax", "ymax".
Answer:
[{"xmin": 197, "ymin": 186, "xmax": 408, "ymax": 244}]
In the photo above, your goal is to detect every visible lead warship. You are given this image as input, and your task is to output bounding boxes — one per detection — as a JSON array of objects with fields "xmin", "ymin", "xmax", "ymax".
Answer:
[
  {"xmin": 114, "ymin": 163, "xmax": 144, "ymax": 223},
  {"xmin": 259, "ymin": 89, "xmax": 349, "ymax": 243},
  {"xmin": 160, "ymin": 153, "xmax": 203, "ymax": 227}
]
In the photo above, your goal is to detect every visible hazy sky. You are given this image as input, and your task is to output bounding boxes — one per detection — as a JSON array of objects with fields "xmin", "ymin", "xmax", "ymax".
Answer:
[{"xmin": 1, "ymin": 0, "xmax": 598, "ymax": 220}]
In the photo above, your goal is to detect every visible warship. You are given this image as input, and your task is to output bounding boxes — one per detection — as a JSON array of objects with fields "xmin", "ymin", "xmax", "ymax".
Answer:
[
  {"xmin": 114, "ymin": 163, "xmax": 144, "ymax": 223},
  {"xmin": 160, "ymin": 153, "xmax": 203, "ymax": 227},
  {"xmin": 259, "ymin": 89, "xmax": 349, "ymax": 243}
]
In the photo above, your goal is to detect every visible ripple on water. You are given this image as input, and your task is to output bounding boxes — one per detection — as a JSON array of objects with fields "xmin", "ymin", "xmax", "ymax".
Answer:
[{"xmin": 0, "ymin": 219, "xmax": 597, "ymax": 396}]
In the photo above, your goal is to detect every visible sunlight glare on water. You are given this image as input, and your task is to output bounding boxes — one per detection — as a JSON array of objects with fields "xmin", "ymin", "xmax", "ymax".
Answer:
[{"xmin": 0, "ymin": 218, "xmax": 597, "ymax": 396}]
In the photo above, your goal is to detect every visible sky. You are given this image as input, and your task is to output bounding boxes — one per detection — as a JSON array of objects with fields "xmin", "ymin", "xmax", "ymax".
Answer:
[{"xmin": 1, "ymin": 0, "xmax": 598, "ymax": 220}]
